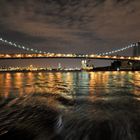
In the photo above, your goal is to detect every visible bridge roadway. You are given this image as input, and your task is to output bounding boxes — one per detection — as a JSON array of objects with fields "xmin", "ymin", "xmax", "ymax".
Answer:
[{"xmin": 0, "ymin": 53, "xmax": 140, "ymax": 61}]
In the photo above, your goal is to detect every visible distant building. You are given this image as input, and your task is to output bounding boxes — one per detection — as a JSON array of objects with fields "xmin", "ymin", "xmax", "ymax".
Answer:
[
  {"xmin": 133, "ymin": 42, "xmax": 140, "ymax": 56},
  {"xmin": 81, "ymin": 60, "xmax": 87, "ymax": 69},
  {"xmin": 58, "ymin": 63, "xmax": 62, "ymax": 70},
  {"xmin": 81, "ymin": 60, "xmax": 94, "ymax": 70}
]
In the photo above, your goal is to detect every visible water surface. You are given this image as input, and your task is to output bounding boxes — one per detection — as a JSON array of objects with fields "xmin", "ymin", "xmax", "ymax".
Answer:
[
  {"xmin": 0, "ymin": 71, "xmax": 140, "ymax": 140},
  {"xmin": 0, "ymin": 71, "xmax": 140, "ymax": 99}
]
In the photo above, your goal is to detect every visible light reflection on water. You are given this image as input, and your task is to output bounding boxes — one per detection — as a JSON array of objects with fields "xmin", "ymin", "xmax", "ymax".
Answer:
[
  {"xmin": 0, "ymin": 71, "xmax": 140, "ymax": 140},
  {"xmin": 0, "ymin": 71, "xmax": 140, "ymax": 99}
]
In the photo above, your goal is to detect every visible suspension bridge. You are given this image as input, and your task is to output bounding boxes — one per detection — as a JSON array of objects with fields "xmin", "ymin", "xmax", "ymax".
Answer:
[{"xmin": 0, "ymin": 37, "xmax": 140, "ymax": 61}]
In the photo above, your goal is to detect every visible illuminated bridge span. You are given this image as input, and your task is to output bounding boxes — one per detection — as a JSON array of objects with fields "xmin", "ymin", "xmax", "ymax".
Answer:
[
  {"xmin": 0, "ymin": 53, "xmax": 140, "ymax": 61},
  {"xmin": 0, "ymin": 37, "xmax": 140, "ymax": 61},
  {"xmin": 0, "ymin": 37, "xmax": 138, "ymax": 55}
]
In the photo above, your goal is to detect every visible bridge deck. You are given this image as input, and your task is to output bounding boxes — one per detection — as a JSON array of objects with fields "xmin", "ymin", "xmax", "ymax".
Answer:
[{"xmin": 0, "ymin": 53, "xmax": 140, "ymax": 61}]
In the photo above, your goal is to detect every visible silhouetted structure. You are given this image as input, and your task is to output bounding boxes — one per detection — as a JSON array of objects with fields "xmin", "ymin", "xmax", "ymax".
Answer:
[
  {"xmin": 111, "ymin": 61, "xmax": 122, "ymax": 70},
  {"xmin": 133, "ymin": 42, "xmax": 140, "ymax": 56}
]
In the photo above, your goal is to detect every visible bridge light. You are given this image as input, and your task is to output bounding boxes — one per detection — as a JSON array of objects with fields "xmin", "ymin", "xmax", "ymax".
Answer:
[
  {"xmin": 27, "ymin": 54, "xmax": 32, "ymax": 57},
  {"xmin": 9, "ymin": 42, "xmax": 12, "ymax": 45},
  {"xmin": 134, "ymin": 57, "xmax": 138, "ymax": 60},
  {"xmin": 49, "ymin": 54, "xmax": 53, "ymax": 57},
  {"xmin": 105, "ymin": 56, "xmax": 109, "ymax": 58},
  {"xmin": 30, "ymin": 49, "xmax": 34, "ymax": 51},
  {"xmin": 38, "ymin": 54, "xmax": 42, "ymax": 57},
  {"xmin": 51, "ymin": 53, "xmax": 55, "ymax": 56},
  {"xmin": 17, "ymin": 45, "xmax": 21, "ymax": 48},
  {"xmin": 113, "ymin": 56, "xmax": 117, "ymax": 58},
  {"xmin": 90, "ymin": 54, "xmax": 95, "ymax": 57},
  {"xmin": 5, "ymin": 54, "xmax": 11, "ymax": 58},
  {"xmin": 16, "ymin": 54, "xmax": 22, "ymax": 57},
  {"xmin": 56, "ymin": 54, "xmax": 62, "ymax": 57},
  {"xmin": 120, "ymin": 56, "xmax": 125, "ymax": 59},
  {"xmin": 34, "ymin": 50, "xmax": 38, "ymax": 53},
  {"xmin": 0, "ymin": 54, "xmax": 4, "ymax": 57},
  {"xmin": 13, "ymin": 43, "xmax": 17, "ymax": 47},
  {"xmin": 66, "ymin": 54, "xmax": 71, "ymax": 57}
]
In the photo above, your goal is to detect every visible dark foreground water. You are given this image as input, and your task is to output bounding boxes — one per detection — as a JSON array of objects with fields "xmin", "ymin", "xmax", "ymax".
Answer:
[{"xmin": 0, "ymin": 71, "xmax": 140, "ymax": 140}]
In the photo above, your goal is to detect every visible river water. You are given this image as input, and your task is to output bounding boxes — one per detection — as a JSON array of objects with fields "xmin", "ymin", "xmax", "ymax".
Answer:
[{"xmin": 0, "ymin": 71, "xmax": 140, "ymax": 140}]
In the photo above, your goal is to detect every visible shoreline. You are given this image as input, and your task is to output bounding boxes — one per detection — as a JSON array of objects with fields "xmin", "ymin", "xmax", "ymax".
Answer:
[{"xmin": 0, "ymin": 69, "xmax": 140, "ymax": 73}]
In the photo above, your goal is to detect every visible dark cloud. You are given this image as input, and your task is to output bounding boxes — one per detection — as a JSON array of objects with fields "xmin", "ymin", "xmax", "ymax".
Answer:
[{"xmin": 0, "ymin": 0, "xmax": 140, "ymax": 66}]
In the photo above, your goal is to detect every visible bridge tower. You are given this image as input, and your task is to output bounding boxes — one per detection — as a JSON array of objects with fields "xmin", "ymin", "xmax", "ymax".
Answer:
[
  {"xmin": 132, "ymin": 42, "xmax": 140, "ymax": 69},
  {"xmin": 133, "ymin": 42, "xmax": 140, "ymax": 56}
]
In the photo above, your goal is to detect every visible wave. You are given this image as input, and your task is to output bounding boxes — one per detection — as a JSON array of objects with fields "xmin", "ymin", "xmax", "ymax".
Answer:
[{"xmin": 0, "ymin": 92, "xmax": 140, "ymax": 140}]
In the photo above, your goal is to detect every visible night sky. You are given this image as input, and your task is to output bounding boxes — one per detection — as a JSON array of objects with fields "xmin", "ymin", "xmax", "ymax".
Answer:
[{"xmin": 0, "ymin": 0, "xmax": 140, "ymax": 68}]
